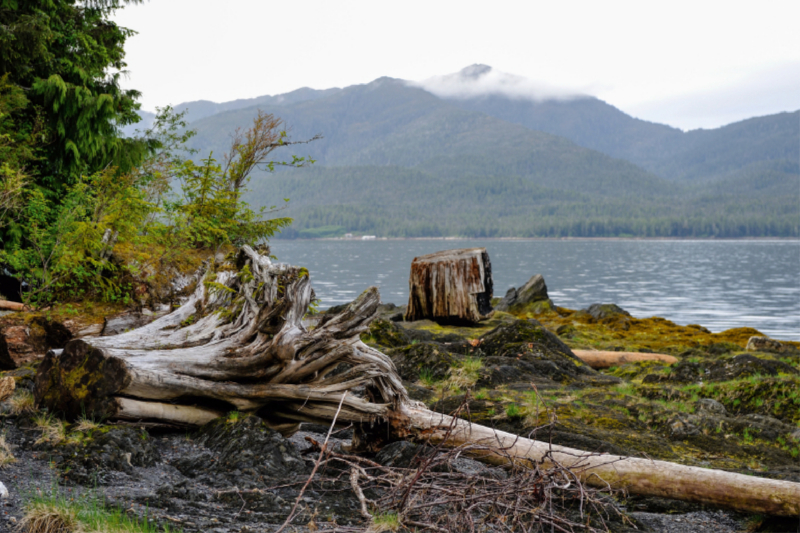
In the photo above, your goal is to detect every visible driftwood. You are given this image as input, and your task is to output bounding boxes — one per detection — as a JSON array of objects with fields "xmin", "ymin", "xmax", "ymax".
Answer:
[
  {"xmin": 0, "ymin": 300, "xmax": 24, "ymax": 312},
  {"xmin": 35, "ymin": 246, "xmax": 408, "ymax": 433},
  {"xmin": 405, "ymin": 248, "xmax": 493, "ymax": 325},
  {"xmin": 33, "ymin": 246, "xmax": 800, "ymax": 516},
  {"xmin": 572, "ymin": 350, "xmax": 678, "ymax": 369}
]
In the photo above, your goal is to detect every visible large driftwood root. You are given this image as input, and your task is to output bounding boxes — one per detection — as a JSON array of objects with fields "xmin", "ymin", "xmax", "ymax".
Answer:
[
  {"xmin": 35, "ymin": 246, "xmax": 408, "ymax": 431},
  {"xmin": 33, "ymin": 246, "xmax": 800, "ymax": 516}
]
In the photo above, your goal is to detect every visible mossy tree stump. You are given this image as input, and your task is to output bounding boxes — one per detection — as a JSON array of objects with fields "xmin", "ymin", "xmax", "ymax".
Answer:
[{"xmin": 405, "ymin": 248, "xmax": 493, "ymax": 325}]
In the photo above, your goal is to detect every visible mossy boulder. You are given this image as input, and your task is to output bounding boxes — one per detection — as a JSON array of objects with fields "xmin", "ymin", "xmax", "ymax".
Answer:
[
  {"xmin": 388, "ymin": 342, "xmax": 460, "ymax": 381},
  {"xmin": 645, "ymin": 354, "xmax": 797, "ymax": 384}
]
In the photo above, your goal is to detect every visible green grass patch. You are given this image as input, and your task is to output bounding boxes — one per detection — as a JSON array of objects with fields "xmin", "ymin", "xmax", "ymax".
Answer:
[{"xmin": 21, "ymin": 487, "xmax": 179, "ymax": 533}]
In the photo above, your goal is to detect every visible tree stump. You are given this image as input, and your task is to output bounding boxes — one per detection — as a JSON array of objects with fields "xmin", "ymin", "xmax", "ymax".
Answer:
[{"xmin": 404, "ymin": 248, "xmax": 493, "ymax": 325}]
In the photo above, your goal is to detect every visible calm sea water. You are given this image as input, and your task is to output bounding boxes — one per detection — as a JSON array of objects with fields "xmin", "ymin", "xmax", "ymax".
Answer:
[{"xmin": 270, "ymin": 239, "xmax": 800, "ymax": 340}]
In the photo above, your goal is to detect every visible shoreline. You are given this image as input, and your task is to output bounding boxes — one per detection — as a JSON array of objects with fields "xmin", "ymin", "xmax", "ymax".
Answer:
[{"xmin": 275, "ymin": 236, "xmax": 800, "ymax": 242}]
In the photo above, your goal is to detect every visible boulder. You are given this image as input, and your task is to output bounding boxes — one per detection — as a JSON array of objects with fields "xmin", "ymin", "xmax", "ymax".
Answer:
[
  {"xmin": 746, "ymin": 336, "xmax": 785, "ymax": 353},
  {"xmin": 581, "ymin": 303, "xmax": 631, "ymax": 320},
  {"xmin": 495, "ymin": 274, "xmax": 552, "ymax": 312}
]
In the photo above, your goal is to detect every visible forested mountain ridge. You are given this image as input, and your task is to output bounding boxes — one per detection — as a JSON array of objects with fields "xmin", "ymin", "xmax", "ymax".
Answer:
[{"xmin": 151, "ymin": 67, "xmax": 798, "ymax": 238}]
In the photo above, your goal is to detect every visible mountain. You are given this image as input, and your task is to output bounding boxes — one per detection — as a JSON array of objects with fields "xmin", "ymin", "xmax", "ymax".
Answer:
[
  {"xmin": 139, "ymin": 66, "xmax": 799, "ymax": 238},
  {"xmin": 436, "ymin": 66, "xmax": 800, "ymax": 182}
]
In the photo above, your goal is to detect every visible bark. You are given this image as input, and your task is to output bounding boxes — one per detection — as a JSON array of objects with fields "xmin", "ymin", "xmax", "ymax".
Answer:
[
  {"xmin": 32, "ymin": 245, "xmax": 800, "ymax": 516},
  {"xmin": 572, "ymin": 350, "xmax": 678, "ymax": 369},
  {"xmin": 405, "ymin": 248, "xmax": 493, "ymax": 325}
]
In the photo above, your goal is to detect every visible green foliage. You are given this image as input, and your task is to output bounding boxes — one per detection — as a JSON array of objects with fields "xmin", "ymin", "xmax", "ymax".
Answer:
[
  {"xmin": 0, "ymin": 0, "xmax": 147, "ymax": 191},
  {"xmin": 3, "ymin": 105, "xmax": 307, "ymax": 306}
]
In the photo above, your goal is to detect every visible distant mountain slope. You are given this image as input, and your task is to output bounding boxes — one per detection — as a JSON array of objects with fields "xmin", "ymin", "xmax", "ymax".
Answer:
[
  {"xmin": 141, "ymin": 66, "xmax": 798, "ymax": 238},
  {"xmin": 439, "ymin": 66, "xmax": 799, "ymax": 182},
  {"xmin": 187, "ymin": 78, "xmax": 669, "ymax": 197},
  {"xmin": 244, "ymin": 165, "xmax": 798, "ymax": 239}
]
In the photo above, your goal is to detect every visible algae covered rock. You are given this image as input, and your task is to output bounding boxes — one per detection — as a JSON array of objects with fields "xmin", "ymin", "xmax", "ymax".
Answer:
[
  {"xmin": 581, "ymin": 303, "xmax": 631, "ymax": 320},
  {"xmin": 746, "ymin": 336, "xmax": 788, "ymax": 353},
  {"xmin": 388, "ymin": 342, "xmax": 460, "ymax": 381},
  {"xmin": 649, "ymin": 354, "xmax": 797, "ymax": 384},
  {"xmin": 172, "ymin": 415, "xmax": 308, "ymax": 489},
  {"xmin": 46, "ymin": 426, "xmax": 160, "ymax": 485}
]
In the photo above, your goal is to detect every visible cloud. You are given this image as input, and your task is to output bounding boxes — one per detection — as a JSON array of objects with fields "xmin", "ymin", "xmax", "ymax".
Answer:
[
  {"xmin": 625, "ymin": 61, "xmax": 800, "ymax": 130},
  {"xmin": 412, "ymin": 64, "xmax": 584, "ymax": 101}
]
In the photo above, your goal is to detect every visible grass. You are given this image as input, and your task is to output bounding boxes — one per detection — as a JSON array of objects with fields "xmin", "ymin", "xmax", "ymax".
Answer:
[
  {"xmin": 0, "ymin": 434, "xmax": 15, "ymax": 467},
  {"xmin": 418, "ymin": 367, "xmax": 438, "ymax": 387},
  {"xmin": 74, "ymin": 418, "xmax": 101, "ymax": 433},
  {"xmin": 448, "ymin": 357, "xmax": 482, "ymax": 390},
  {"xmin": 21, "ymin": 487, "xmax": 179, "ymax": 533},
  {"xmin": 9, "ymin": 389, "xmax": 36, "ymax": 415},
  {"xmin": 226, "ymin": 410, "xmax": 241, "ymax": 423},
  {"xmin": 33, "ymin": 413, "xmax": 67, "ymax": 446},
  {"xmin": 368, "ymin": 511, "xmax": 401, "ymax": 532},
  {"xmin": 505, "ymin": 403, "xmax": 522, "ymax": 419}
]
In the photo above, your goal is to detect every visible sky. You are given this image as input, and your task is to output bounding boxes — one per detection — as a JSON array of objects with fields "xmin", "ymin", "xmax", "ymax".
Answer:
[{"xmin": 113, "ymin": 0, "xmax": 800, "ymax": 131}]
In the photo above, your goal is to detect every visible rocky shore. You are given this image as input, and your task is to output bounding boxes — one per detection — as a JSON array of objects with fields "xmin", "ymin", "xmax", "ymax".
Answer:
[{"xmin": 0, "ymin": 280, "xmax": 799, "ymax": 532}]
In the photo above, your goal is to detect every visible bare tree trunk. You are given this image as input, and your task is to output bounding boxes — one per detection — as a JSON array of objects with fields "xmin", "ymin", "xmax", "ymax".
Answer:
[
  {"xmin": 405, "ymin": 248, "xmax": 493, "ymax": 325},
  {"xmin": 33, "ymin": 246, "xmax": 800, "ymax": 516}
]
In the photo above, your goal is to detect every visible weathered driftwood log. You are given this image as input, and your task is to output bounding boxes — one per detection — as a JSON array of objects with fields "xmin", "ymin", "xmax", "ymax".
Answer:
[
  {"xmin": 572, "ymin": 350, "xmax": 678, "ymax": 369},
  {"xmin": 0, "ymin": 300, "xmax": 25, "ymax": 312},
  {"xmin": 405, "ymin": 248, "xmax": 493, "ymax": 325},
  {"xmin": 33, "ymin": 246, "xmax": 800, "ymax": 516},
  {"xmin": 391, "ymin": 407, "xmax": 800, "ymax": 516},
  {"xmin": 35, "ymin": 246, "xmax": 408, "ymax": 434}
]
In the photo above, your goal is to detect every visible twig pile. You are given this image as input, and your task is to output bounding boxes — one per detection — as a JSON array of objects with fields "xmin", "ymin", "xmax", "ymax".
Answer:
[{"xmin": 305, "ymin": 397, "xmax": 628, "ymax": 532}]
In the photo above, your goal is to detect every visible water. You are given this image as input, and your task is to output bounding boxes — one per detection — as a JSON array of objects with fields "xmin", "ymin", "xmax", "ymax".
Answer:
[{"xmin": 269, "ymin": 239, "xmax": 800, "ymax": 340}]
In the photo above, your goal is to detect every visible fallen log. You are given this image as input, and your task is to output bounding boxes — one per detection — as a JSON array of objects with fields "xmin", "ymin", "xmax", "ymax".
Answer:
[
  {"xmin": 405, "ymin": 248, "xmax": 493, "ymax": 325},
  {"xmin": 0, "ymin": 300, "xmax": 25, "ymax": 312},
  {"xmin": 33, "ymin": 246, "xmax": 800, "ymax": 516},
  {"xmin": 395, "ymin": 407, "xmax": 800, "ymax": 516},
  {"xmin": 572, "ymin": 349, "xmax": 678, "ymax": 369}
]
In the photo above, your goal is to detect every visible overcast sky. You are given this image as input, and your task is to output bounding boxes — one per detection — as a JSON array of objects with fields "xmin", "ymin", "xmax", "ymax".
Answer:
[{"xmin": 113, "ymin": 0, "xmax": 800, "ymax": 131}]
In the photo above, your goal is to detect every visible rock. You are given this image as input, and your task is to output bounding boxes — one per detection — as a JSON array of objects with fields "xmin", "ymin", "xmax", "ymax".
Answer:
[
  {"xmin": 668, "ymin": 413, "xmax": 701, "ymax": 438},
  {"xmin": 0, "ymin": 482, "xmax": 7, "ymax": 498},
  {"xmin": 1, "ymin": 325, "xmax": 40, "ymax": 365},
  {"xmin": 790, "ymin": 429, "xmax": 800, "ymax": 442},
  {"xmin": 0, "ymin": 336, "xmax": 17, "ymax": 370},
  {"xmin": 582, "ymin": 303, "xmax": 630, "ymax": 320},
  {"xmin": 696, "ymin": 398, "xmax": 726, "ymax": 416},
  {"xmin": 32, "ymin": 317, "xmax": 73, "ymax": 350},
  {"xmin": 746, "ymin": 336, "xmax": 785, "ymax": 352},
  {"xmin": 0, "ymin": 376, "xmax": 14, "ymax": 402},
  {"xmin": 389, "ymin": 342, "xmax": 460, "ymax": 381},
  {"xmin": 494, "ymin": 274, "xmax": 552, "ymax": 312},
  {"xmin": 173, "ymin": 415, "xmax": 308, "ymax": 489},
  {"xmin": 517, "ymin": 274, "xmax": 549, "ymax": 304},
  {"xmin": 375, "ymin": 440, "xmax": 421, "ymax": 468},
  {"xmin": 48, "ymin": 427, "xmax": 161, "ymax": 485},
  {"xmin": 654, "ymin": 354, "xmax": 797, "ymax": 383}
]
